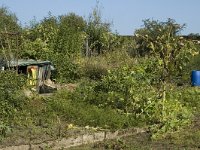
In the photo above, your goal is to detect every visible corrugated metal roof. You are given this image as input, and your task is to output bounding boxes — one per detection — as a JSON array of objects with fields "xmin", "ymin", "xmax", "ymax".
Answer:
[{"xmin": 9, "ymin": 59, "xmax": 51, "ymax": 67}]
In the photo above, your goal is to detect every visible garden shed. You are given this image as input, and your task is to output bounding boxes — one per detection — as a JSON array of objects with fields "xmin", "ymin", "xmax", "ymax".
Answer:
[{"xmin": 1, "ymin": 59, "xmax": 55, "ymax": 93}]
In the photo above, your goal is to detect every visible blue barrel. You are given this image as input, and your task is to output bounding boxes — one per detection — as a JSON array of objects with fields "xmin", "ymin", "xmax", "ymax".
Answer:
[{"xmin": 191, "ymin": 70, "xmax": 200, "ymax": 86}]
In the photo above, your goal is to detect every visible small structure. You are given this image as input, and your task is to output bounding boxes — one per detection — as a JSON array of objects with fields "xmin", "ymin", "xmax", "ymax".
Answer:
[{"xmin": 1, "ymin": 59, "xmax": 56, "ymax": 93}]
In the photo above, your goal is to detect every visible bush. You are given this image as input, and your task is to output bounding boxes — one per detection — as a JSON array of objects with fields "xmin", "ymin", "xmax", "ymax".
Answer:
[
  {"xmin": 0, "ymin": 71, "xmax": 26, "ymax": 138},
  {"xmin": 150, "ymin": 98, "xmax": 192, "ymax": 140},
  {"xmin": 0, "ymin": 71, "xmax": 26, "ymax": 118},
  {"xmin": 103, "ymin": 50, "xmax": 135, "ymax": 68},
  {"xmin": 51, "ymin": 54, "xmax": 81, "ymax": 83},
  {"xmin": 83, "ymin": 60, "xmax": 108, "ymax": 80},
  {"xmin": 71, "ymin": 63, "xmax": 193, "ymax": 139},
  {"xmin": 168, "ymin": 86, "xmax": 200, "ymax": 113},
  {"xmin": 79, "ymin": 50, "xmax": 136, "ymax": 80},
  {"xmin": 46, "ymin": 90, "xmax": 137, "ymax": 129}
]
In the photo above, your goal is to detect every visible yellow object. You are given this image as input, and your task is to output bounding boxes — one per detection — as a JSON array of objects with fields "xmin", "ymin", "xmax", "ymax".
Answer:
[
  {"xmin": 27, "ymin": 66, "xmax": 38, "ymax": 86},
  {"xmin": 31, "ymin": 67, "xmax": 37, "ymax": 85}
]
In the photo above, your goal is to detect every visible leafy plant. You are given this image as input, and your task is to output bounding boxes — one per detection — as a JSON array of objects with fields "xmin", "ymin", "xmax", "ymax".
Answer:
[
  {"xmin": 85, "ymin": 2, "xmax": 115, "ymax": 56},
  {"xmin": 134, "ymin": 19, "xmax": 197, "ymax": 128},
  {"xmin": 83, "ymin": 60, "xmax": 108, "ymax": 80},
  {"xmin": 51, "ymin": 54, "xmax": 81, "ymax": 83},
  {"xmin": 0, "ymin": 71, "xmax": 26, "ymax": 109},
  {"xmin": 46, "ymin": 90, "xmax": 136, "ymax": 129},
  {"xmin": 0, "ymin": 121, "xmax": 11, "ymax": 140},
  {"xmin": 0, "ymin": 71, "xmax": 26, "ymax": 139},
  {"xmin": 151, "ymin": 98, "xmax": 192, "ymax": 140},
  {"xmin": 55, "ymin": 13, "xmax": 86, "ymax": 57},
  {"xmin": 135, "ymin": 19, "xmax": 197, "ymax": 81},
  {"xmin": 0, "ymin": 7, "xmax": 20, "ymax": 32}
]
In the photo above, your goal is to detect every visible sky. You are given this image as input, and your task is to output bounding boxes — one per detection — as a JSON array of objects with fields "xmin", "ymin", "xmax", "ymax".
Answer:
[{"xmin": 0, "ymin": 0, "xmax": 200, "ymax": 35}]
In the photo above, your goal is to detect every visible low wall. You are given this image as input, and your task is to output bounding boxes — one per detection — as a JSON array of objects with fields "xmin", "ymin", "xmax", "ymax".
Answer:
[{"xmin": 1, "ymin": 127, "xmax": 146, "ymax": 150}]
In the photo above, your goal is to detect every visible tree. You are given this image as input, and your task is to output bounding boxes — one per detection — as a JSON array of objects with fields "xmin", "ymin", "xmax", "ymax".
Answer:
[
  {"xmin": 86, "ymin": 3, "xmax": 112, "ymax": 56},
  {"xmin": 20, "ymin": 13, "xmax": 58, "ymax": 60},
  {"xmin": 187, "ymin": 33, "xmax": 200, "ymax": 41},
  {"xmin": 55, "ymin": 13, "xmax": 86, "ymax": 57},
  {"xmin": 0, "ymin": 7, "xmax": 20, "ymax": 32},
  {"xmin": 0, "ymin": 7, "xmax": 21, "ymax": 67},
  {"xmin": 135, "ymin": 19, "xmax": 197, "ymax": 81},
  {"xmin": 134, "ymin": 18, "xmax": 197, "ymax": 116}
]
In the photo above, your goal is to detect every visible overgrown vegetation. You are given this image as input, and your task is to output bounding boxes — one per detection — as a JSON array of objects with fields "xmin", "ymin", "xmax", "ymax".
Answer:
[
  {"xmin": 0, "ymin": 4, "xmax": 200, "ymax": 148},
  {"xmin": 0, "ymin": 71, "xmax": 26, "ymax": 139}
]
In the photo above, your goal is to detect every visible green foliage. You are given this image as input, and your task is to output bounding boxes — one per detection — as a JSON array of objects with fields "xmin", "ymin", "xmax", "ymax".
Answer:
[
  {"xmin": 120, "ymin": 36, "xmax": 137, "ymax": 57},
  {"xmin": 0, "ymin": 71, "xmax": 26, "ymax": 139},
  {"xmin": 187, "ymin": 43, "xmax": 200, "ymax": 73},
  {"xmin": 51, "ymin": 54, "xmax": 80, "ymax": 83},
  {"xmin": 86, "ymin": 3, "xmax": 118, "ymax": 55},
  {"xmin": 168, "ymin": 87, "xmax": 200, "ymax": 112},
  {"xmin": 151, "ymin": 98, "xmax": 192, "ymax": 140},
  {"xmin": 80, "ymin": 49, "xmax": 135, "ymax": 81},
  {"xmin": 0, "ymin": 71, "xmax": 26, "ymax": 110},
  {"xmin": 71, "ymin": 61, "xmax": 193, "ymax": 139},
  {"xmin": 0, "ymin": 7, "xmax": 20, "ymax": 32},
  {"xmin": 0, "ymin": 6, "xmax": 198, "ymax": 143},
  {"xmin": 134, "ymin": 20, "xmax": 196, "ymax": 136},
  {"xmin": 101, "ymin": 32, "xmax": 121, "ymax": 52},
  {"xmin": 20, "ymin": 37, "xmax": 49, "ymax": 59},
  {"xmin": 187, "ymin": 33, "xmax": 200, "ymax": 40},
  {"xmin": 37, "ymin": 13, "xmax": 59, "ymax": 50},
  {"xmin": 93, "ymin": 138, "xmax": 128, "ymax": 149},
  {"xmin": 55, "ymin": 13, "xmax": 86, "ymax": 57},
  {"xmin": 19, "ymin": 95, "xmax": 57, "ymax": 127},
  {"xmin": 46, "ymin": 90, "xmax": 136, "ymax": 129},
  {"xmin": 135, "ymin": 19, "xmax": 197, "ymax": 81},
  {"xmin": 20, "ymin": 13, "xmax": 86, "ymax": 83},
  {"xmin": 0, "ymin": 7, "xmax": 21, "ymax": 65},
  {"xmin": 99, "ymin": 66, "xmax": 156, "ymax": 115},
  {"xmin": 135, "ymin": 18, "xmax": 185, "ymax": 56},
  {"xmin": 0, "ymin": 71, "xmax": 26, "ymax": 119},
  {"xmin": 20, "ymin": 14, "xmax": 58, "ymax": 60},
  {"xmin": 21, "ymin": 13, "xmax": 86, "ymax": 60},
  {"xmin": 82, "ymin": 60, "xmax": 108, "ymax": 80},
  {"xmin": 59, "ymin": 12, "xmax": 86, "ymax": 32},
  {"xmin": 103, "ymin": 49, "xmax": 135, "ymax": 68},
  {"xmin": 72, "ymin": 63, "xmax": 156, "ymax": 119},
  {"xmin": 0, "ymin": 121, "xmax": 11, "ymax": 140}
]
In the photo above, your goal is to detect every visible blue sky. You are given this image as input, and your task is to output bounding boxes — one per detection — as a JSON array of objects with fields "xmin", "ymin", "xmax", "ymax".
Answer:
[{"xmin": 0, "ymin": 0, "xmax": 199, "ymax": 35}]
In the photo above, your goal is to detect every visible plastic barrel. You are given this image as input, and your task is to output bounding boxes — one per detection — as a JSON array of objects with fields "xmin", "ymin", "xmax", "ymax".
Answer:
[{"xmin": 191, "ymin": 70, "xmax": 200, "ymax": 86}]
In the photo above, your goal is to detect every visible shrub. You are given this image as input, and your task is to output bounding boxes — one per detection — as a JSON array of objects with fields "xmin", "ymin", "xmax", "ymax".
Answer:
[
  {"xmin": 51, "ymin": 54, "xmax": 81, "ymax": 83},
  {"xmin": 83, "ymin": 60, "xmax": 108, "ymax": 80},
  {"xmin": 0, "ymin": 71, "xmax": 26, "ymax": 118},
  {"xmin": 71, "ymin": 63, "xmax": 193, "ymax": 139},
  {"xmin": 150, "ymin": 98, "xmax": 192, "ymax": 140},
  {"xmin": 0, "ymin": 71, "xmax": 26, "ymax": 138},
  {"xmin": 168, "ymin": 86, "xmax": 200, "ymax": 113},
  {"xmin": 103, "ymin": 49, "xmax": 135, "ymax": 68},
  {"xmin": 80, "ymin": 50, "xmax": 136, "ymax": 80},
  {"xmin": 46, "ymin": 90, "xmax": 137, "ymax": 129}
]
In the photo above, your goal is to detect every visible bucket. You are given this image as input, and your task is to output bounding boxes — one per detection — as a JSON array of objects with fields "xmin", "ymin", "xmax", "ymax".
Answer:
[{"xmin": 191, "ymin": 70, "xmax": 200, "ymax": 86}]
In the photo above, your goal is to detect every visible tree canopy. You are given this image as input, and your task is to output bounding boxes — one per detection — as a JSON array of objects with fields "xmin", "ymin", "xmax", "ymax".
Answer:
[{"xmin": 0, "ymin": 7, "xmax": 20, "ymax": 32}]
